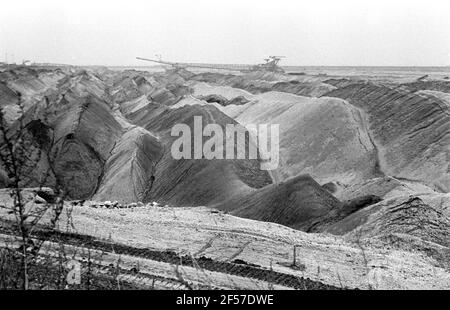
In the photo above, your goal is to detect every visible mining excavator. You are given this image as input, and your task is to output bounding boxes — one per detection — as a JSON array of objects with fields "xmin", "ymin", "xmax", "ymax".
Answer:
[{"xmin": 136, "ymin": 55, "xmax": 286, "ymax": 73}]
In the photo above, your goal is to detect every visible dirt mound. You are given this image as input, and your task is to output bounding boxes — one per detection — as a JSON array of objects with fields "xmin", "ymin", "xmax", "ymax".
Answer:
[
  {"xmin": 0, "ymin": 67, "xmax": 65, "ymax": 123},
  {"xmin": 401, "ymin": 80, "xmax": 450, "ymax": 93},
  {"xmin": 56, "ymin": 70, "xmax": 108, "ymax": 100},
  {"xmin": 126, "ymin": 103, "xmax": 272, "ymax": 206},
  {"xmin": 325, "ymin": 82, "xmax": 450, "ymax": 192},
  {"xmin": 110, "ymin": 70, "xmax": 192, "ymax": 107},
  {"xmin": 191, "ymin": 72, "xmax": 334, "ymax": 97},
  {"xmin": 197, "ymin": 94, "xmax": 250, "ymax": 106},
  {"xmin": 109, "ymin": 74, "xmax": 150, "ymax": 104},
  {"xmin": 221, "ymin": 91, "xmax": 378, "ymax": 186},
  {"xmin": 6, "ymin": 68, "xmax": 63, "ymax": 100},
  {"xmin": 415, "ymin": 90, "xmax": 450, "ymax": 107},
  {"xmin": 242, "ymin": 71, "xmax": 290, "ymax": 82},
  {"xmin": 45, "ymin": 69, "xmax": 197, "ymax": 202},
  {"xmin": 0, "ymin": 82, "xmax": 20, "ymax": 124},
  {"xmin": 49, "ymin": 96, "xmax": 123, "ymax": 199},
  {"xmin": 323, "ymin": 78, "xmax": 358, "ymax": 88},
  {"xmin": 268, "ymin": 80, "xmax": 336, "ymax": 97},
  {"xmin": 120, "ymin": 95, "xmax": 151, "ymax": 115},
  {"xmin": 323, "ymin": 194, "xmax": 450, "ymax": 268},
  {"xmin": 0, "ymin": 82, "xmax": 19, "ymax": 107},
  {"xmin": 148, "ymin": 87, "xmax": 182, "ymax": 106},
  {"xmin": 334, "ymin": 176, "xmax": 437, "ymax": 202},
  {"xmin": 1, "ymin": 70, "xmax": 123, "ymax": 199},
  {"xmin": 197, "ymin": 93, "xmax": 228, "ymax": 105},
  {"xmin": 0, "ymin": 113, "xmax": 56, "ymax": 189},
  {"xmin": 191, "ymin": 82, "xmax": 253, "ymax": 100},
  {"xmin": 216, "ymin": 174, "xmax": 343, "ymax": 231},
  {"xmin": 93, "ymin": 127, "xmax": 163, "ymax": 203}
]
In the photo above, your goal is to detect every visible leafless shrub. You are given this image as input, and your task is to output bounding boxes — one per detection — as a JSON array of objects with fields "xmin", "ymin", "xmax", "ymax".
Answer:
[
  {"xmin": 174, "ymin": 258, "xmax": 194, "ymax": 290},
  {"xmin": 0, "ymin": 94, "xmax": 68, "ymax": 289}
]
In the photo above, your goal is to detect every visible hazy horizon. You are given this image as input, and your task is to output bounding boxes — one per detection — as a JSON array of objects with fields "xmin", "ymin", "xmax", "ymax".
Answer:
[{"xmin": 1, "ymin": 0, "xmax": 450, "ymax": 67}]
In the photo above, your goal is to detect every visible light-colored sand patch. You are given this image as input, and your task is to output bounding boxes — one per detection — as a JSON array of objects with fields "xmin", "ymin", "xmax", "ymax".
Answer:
[
  {"xmin": 416, "ymin": 90, "xmax": 450, "ymax": 106},
  {"xmin": 191, "ymin": 82, "xmax": 254, "ymax": 100}
]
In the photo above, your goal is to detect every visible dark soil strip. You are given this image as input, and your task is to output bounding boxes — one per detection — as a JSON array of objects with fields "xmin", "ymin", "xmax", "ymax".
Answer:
[
  {"xmin": 0, "ymin": 221, "xmax": 344, "ymax": 290},
  {"xmin": 0, "ymin": 249, "xmax": 143, "ymax": 290}
]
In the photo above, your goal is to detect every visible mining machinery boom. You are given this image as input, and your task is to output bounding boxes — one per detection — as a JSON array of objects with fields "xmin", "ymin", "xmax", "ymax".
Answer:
[{"xmin": 136, "ymin": 55, "xmax": 286, "ymax": 73}]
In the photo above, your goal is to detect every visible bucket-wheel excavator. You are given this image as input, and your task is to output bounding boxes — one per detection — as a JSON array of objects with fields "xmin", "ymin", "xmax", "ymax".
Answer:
[{"xmin": 136, "ymin": 55, "xmax": 286, "ymax": 73}]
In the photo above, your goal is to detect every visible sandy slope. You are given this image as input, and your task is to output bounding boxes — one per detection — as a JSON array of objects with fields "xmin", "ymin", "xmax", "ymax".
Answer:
[
  {"xmin": 215, "ymin": 91, "xmax": 378, "ymax": 186},
  {"xmin": 192, "ymin": 77, "xmax": 449, "ymax": 200},
  {"xmin": 326, "ymin": 82, "xmax": 450, "ymax": 192},
  {"xmin": 216, "ymin": 174, "xmax": 343, "ymax": 231},
  {"xmin": 93, "ymin": 126, "xmax": 163, "ymax": 203}
]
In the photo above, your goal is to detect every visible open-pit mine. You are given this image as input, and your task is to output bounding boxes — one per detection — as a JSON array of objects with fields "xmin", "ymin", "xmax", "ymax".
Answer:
[{"xmin": 0, "ymin": 61, "xmax": 449, "ymax": 290}]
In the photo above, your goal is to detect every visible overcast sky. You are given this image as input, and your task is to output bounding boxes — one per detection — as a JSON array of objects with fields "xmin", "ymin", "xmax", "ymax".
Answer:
[{"xmin": 1, "ymin": 0, "xmax": 450, "ymax": 66}]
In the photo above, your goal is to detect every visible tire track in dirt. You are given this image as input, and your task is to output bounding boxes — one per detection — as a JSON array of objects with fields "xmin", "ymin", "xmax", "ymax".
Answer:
[{"xmin": 0, "ymin": 224, "xmax": 341, "ymax": 290}]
